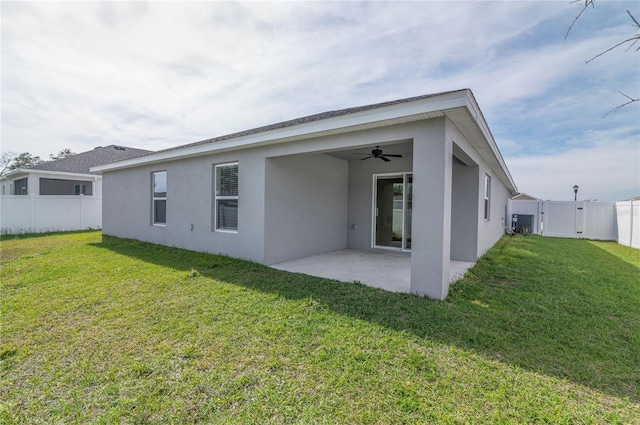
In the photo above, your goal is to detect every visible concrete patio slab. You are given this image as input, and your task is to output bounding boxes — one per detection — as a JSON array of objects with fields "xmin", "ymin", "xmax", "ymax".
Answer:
[{"xmin": 271, "ymin": 249, "xmax": 474, "ymax": 294}]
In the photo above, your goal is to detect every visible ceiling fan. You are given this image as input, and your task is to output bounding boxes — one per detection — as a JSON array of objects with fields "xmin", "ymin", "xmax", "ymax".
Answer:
[{"xmin": 358, "ymin": 146, "xmax": 403, "ymax": 162}]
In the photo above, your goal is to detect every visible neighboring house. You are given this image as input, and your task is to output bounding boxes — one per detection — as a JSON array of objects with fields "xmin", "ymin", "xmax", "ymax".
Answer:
[
  {"xmin": 93, "ymin": 89, "xmax": 517, "ymax": 299},
  {"xmin": 1, "ymin": 145, "xmax": 152, "ymax": 196},
  {"xmin": 512, "ymin": 192, "xmax": 539, "ymax": 201},
  {"xmin": 0, "ymin": 145, "xmax": 151, "ymax": 234}
]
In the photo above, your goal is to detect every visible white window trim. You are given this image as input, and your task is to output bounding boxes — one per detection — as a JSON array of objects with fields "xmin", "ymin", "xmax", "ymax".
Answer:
[
  {"xmin": 484, "ymin": 174, "xmax": 491, "ymax": 221},
  {"xmin": 152, "ymin": 171, "xmax": 167, "ymax": 226},
  {"xmin": 214, "ymin": 162, "xmax": 239, "ymax": 233}
]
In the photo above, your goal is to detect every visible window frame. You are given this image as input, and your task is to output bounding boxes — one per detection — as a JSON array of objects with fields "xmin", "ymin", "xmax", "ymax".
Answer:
[
  {"xmin": 14, "ymin": 178, "xmax": 28, "ymax": 195},
  {"xmin": 214, "ymin": 162, "xmax": 239, "ymax": 233},
  {"xmin": 38, "ymin": 178, "xmax": 93, "ymax": 196},
  {"xmin": 484, "ymin": 174, "xmax": 491, "ymax": 221},
  {"xmin": 74, "ymin": 183, "xmax": 87, "ymax": 195},
  {"xmin": 152, "ymin": 171, "xmax": 167, "ymax": 226},
  {"xmin": 371, "ymin": 172, "xmax": 412, "ymax": 252}
]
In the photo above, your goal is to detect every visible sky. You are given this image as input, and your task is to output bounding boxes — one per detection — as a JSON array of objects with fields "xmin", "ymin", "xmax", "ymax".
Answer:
[{"xmin": 2, "ymin": 1, "xmax": 639, "ymax": 201}]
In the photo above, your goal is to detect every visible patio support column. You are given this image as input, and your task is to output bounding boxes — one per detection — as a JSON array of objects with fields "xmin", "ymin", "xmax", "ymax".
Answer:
[{"xmin": 410, "ymin": 120, "xmax": 452, "ymax": 299}]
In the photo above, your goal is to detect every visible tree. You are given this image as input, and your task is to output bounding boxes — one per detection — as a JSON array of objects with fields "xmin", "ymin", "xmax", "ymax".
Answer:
[
  {"xmin": 6, "ymin": 152, "xmax": 43, "ymax": 172},
  {"xmin": 49, "ymin": 148, "xmax": 76, "ymax": 161},
  {"xmin": 0, "ymin": 152, "xmax": 17, "ymax": 176},
  {"xmin": 566, "ymin": 0, "xmax": 640, "ymax": 115}
]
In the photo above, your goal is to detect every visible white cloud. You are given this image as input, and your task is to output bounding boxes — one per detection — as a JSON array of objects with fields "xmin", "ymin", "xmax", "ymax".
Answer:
[
  {"xmin": 506, "ymin": 130, "xmax": 640, "ymax": 201},
  {"xmin": 1, "ymin": 1, "xmax": 638, "ymax": 201}
]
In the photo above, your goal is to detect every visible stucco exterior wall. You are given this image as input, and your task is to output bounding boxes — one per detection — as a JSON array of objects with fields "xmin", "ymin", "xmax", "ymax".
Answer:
[
  {"xmin": 347, "ymin": 145, "xmax": 413, "ymax": 251},
  {"xmin": 410, "ymin": 117, "xmax": 451, "ymax": 298},
  {"xmin": 103, "ymin": 150, "xmax": 267, "ymax": 263},
  {"xmin": 451, "ymin": 156, "xmax": 480, "ymax": 262},
  {"xmin": 263, "ymin": 154, "xmax": 348, "ymax": 264},
  {"xmin": 445, "ymin": 119, "xmax": 511, "ymax": 258},
  {"xmin": 477, "ymin": 169, "xmax": 511, "ymax": 255}
]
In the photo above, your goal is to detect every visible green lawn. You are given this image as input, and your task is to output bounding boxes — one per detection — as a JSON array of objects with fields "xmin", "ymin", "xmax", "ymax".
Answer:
[{"xmin": 1, "ymin": 231, "xmax": 639, "ymax": 424}]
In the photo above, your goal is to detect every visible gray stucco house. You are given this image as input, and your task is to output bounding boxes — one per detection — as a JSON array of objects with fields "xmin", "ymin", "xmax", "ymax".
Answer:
[{"xmin": 94, "ymin": 89, "xmax": 517, "ymax": 299}]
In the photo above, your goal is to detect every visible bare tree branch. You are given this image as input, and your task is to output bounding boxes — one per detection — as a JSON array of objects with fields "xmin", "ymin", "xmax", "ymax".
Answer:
[
  {"xmin": 628, "ymin": 9, "xmax": 640, "ymax": 29},
  {"xmin": 565, "ymin": 0, "xmax": 595, "ymax": 40},
  {"xmin": 0, "ymin": 152, "xmax": 17, "ymax": 176},
  {"xmin": 603, "ymin": 92, "xmax": 640, "ymax": 117},
  {"xmin": 586, "ymin": 36, "xmax": 640, "ymax": 63},
  {"xmin": 566, "ymin": 2, "xmax": 639, "ymax": 116}
]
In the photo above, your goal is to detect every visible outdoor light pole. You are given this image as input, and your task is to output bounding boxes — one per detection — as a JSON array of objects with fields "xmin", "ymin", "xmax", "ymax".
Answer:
[{"xmin": 573, "ymin": 185, "xmax": 579, "ymax": 201}]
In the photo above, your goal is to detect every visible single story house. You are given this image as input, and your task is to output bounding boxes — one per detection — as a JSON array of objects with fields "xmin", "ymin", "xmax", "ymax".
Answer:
[
  {"xmin": 0, "ymin": 145, "xmax": 151, "ymax": 234},
  {"xmin": 1, "ymin": 145, "xmax": 151, "ymax": 197},
  {"xmin": 93, "ymin": 89, "xmax": 517, "ymax": 299}
]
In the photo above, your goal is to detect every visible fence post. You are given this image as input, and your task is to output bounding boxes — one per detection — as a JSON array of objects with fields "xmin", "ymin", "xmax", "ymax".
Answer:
[
  {"xmin": 79, "ymin": 194, "xmax": 84, "ymax": 229},
  {"xmin": 30, "ymin": 194, "xmax": 36, "ymax": 233},
  {"xmin": 506, "ymin": 199, "xmax": 511, "ymax": 233},
  {"xmin": 631, "ymin": 201, "xmax": 635, "ymax": 248},
  {"xmin": 537, "ymin": 200, "xmax": 543, "ymax": 235}
]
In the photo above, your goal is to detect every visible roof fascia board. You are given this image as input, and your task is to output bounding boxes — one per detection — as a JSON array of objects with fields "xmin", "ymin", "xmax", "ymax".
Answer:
[
  {"xmin": 19, "ymin": 169, "xmax": 101, "ymax": 180},
  {"xmin": 0, "ymin": 169, "xmax": 28, "ymax": 181},
  {"xmin": 2, "ymin": 169, "xmax": 102, "ymax": 181},
  {"xmin": 92, "ymin": 90, "xmax": 471, "ymax": 173}
]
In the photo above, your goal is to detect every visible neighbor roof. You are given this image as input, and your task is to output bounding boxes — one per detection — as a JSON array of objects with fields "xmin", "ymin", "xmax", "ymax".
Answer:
[
  {"xmin": 28, "ymin": 145, "xmax": 152, "ymax": 175},
  {"xmin": 512, "ymin": 193, "xmax": 540, "ymax": 201}
]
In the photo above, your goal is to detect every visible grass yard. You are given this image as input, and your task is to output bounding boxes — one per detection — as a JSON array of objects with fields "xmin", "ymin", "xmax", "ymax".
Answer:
[{"xmin": 1, "ymin": 231, "xmax": 639, "ymax": 424}]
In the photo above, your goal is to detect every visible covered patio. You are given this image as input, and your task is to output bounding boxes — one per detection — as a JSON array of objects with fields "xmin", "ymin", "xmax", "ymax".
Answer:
[{"xmin": 271, "ymin": 249, "xmax": 475, "ymax": 294}]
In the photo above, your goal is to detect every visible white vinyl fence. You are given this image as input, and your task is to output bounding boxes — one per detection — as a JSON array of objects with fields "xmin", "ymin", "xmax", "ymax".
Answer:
[
  {"xmin": 615, "ymin": 200, "xmax": 640, "ymax": 249},
  {"xmin": 508, "ymin": 199, "xmax": 639, "ymax": 249},
  {"xmin": 0, "ymin": 195, "xmax": 102, "ymax": 235}
]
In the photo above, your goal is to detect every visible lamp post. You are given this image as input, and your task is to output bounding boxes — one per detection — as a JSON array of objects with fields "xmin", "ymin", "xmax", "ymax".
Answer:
[{"xmin": 573, "ymin": 185, "xmax": 579, "ymax": 201}]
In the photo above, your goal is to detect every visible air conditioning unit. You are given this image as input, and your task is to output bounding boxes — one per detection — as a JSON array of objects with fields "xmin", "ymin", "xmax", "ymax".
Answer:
[{"xmin": 512, "ymin": 214, "xmax": 534, "ymax": 234}]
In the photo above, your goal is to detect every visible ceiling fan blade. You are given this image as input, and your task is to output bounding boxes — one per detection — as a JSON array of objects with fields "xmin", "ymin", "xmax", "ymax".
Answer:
[
  {"xmin": 360, "ymin": 155, "xmax": 374, "ymax": 161},
  {"xmin": 380, "ymin": 156, "xmax": 391, "ymax": 162},
  {"xmin": 383, "ymin": 154, "xmax": 403, "ymax": 158}
]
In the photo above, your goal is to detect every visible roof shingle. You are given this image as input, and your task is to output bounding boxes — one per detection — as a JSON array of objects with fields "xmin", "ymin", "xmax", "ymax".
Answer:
[
  {"xmin": 156, "ymin": 89, "xmax": 465, "ymax": 154},
  {"xmin": 28, "ymin": 145, "xmax": 152, "ymax": 174}
]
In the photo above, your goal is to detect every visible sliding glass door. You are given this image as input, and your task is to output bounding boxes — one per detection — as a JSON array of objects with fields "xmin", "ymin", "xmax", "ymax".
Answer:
[{"xmin": 373, "ymin": 173, "xmax": 412, "ymax": 251}]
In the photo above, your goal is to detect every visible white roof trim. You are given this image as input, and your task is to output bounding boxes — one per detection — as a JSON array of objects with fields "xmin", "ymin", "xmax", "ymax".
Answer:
[
  {"xmin": 90, "ymin": 89, "xmax": 516, "ymax": 192},
  {"xmin": 0, "ymin": 169, "xmax": 101, "ymax": 181},
  {"xmin": 92, "ymin": 91, "xmax": 470, "ymax": 173}
]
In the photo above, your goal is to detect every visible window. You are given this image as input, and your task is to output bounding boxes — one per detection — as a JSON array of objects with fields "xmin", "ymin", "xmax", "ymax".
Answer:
[
  {"xmin": 152, "ymin": 171, "xmax": 167, "ymax": 225},
  {"xmin": 39, "ymin": 178, "xmax": 92, "ymax": 195},
  {"xmin": 14, "ymin": 178, "xmax": 28, "ymax": 195},
  {"xmin": 74, "ymin": 184, "xmax": 88, "ymax": 195},
  {"xmin": 215, "ymin": 162, "xmax": 238, "ymax": 231},
  {"xmin": 484, "ymin": 174, "xmax": 491, "ymax": 221}
]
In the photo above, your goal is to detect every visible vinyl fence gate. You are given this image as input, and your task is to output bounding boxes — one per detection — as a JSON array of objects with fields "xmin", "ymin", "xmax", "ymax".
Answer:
[{"xmin": 508, "ymin": 200, "xmax": 619, "ymax": 241}]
